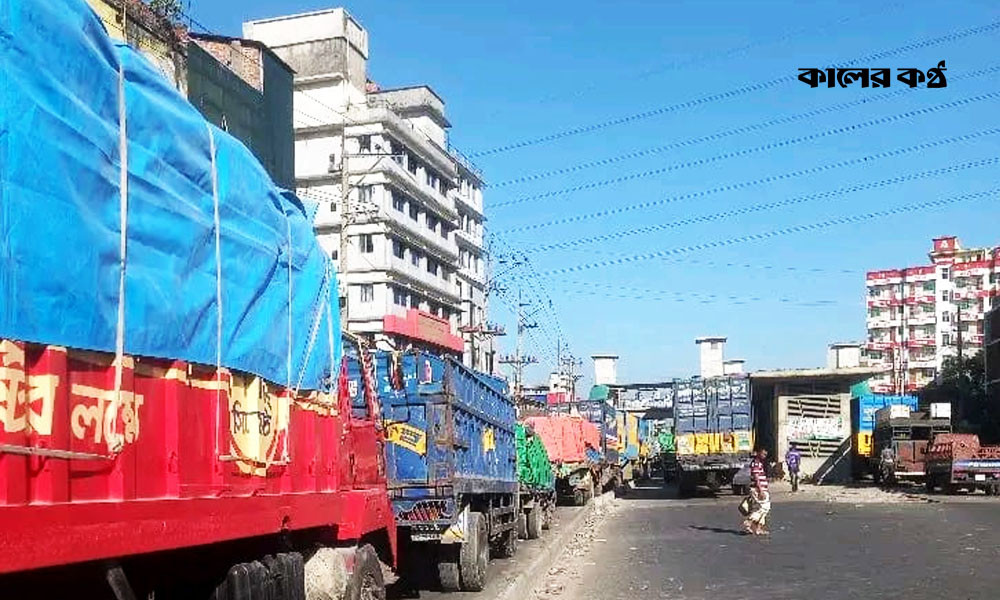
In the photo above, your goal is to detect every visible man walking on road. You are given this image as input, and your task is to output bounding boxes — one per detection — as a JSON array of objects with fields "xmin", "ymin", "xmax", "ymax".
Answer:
[
  {"xmin": 743, "ymin": 448, "xmax": 771, "ymax": 536},
  {"xmin": 785, "ymin": 443, "xmax": 802, "ymax": 493}
]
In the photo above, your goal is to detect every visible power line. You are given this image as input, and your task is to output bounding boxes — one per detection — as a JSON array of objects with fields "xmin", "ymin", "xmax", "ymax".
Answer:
[
  {"xmin": 504, "ymin": 126, "xmax": 1000, "ymax": 234},
  {"xmin": 523, "ymin": 156, "xmax": 1000, "ymax": 252},
  {"xmin": 469, "ymin": 18, "xmax": 1000, "ymax": 157},
  {"xmin": 490, "ymin": 64, "xmax": 1000, "ymax": 189},
  {"xmin": 538, "ymin": 187, "xmax": 999, "ymax": 276},
  {"xmin": 527, "ymin": 2, "xmax": 903, "ymax": 107},
  {"xmin": 494, "ymin": 91, "xmax": 1000, "ymax": 208},
  {"xmin": 552, "ymin": 284, "xmax": 854, "ymax": 308}
]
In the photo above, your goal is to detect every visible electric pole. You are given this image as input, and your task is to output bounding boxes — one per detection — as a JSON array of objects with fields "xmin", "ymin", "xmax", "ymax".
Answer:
[
  {"xmin": 499, "ymin": 288, "xmax": 539, "ymax": 406},
  {"xmin": 338, "ymin": 97, "xmax": 351, "ymax": 326}
]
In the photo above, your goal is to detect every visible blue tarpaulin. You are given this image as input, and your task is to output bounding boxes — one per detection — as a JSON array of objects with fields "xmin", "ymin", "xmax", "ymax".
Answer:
[{"xmin": 0, "ymin": 0, "xmax": 340, "ymax": 390}]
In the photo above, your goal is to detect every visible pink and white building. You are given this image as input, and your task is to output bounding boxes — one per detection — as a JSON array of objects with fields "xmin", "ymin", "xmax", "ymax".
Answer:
[{"xmin": 866, "ymin": 236, "xmax": 1000, "ymax": 393}]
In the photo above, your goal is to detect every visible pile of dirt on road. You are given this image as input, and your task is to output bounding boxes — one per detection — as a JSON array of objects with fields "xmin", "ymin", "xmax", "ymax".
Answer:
[{"xmin": 533, "ymin": 499, "xmax": 618, "ymax": 599}]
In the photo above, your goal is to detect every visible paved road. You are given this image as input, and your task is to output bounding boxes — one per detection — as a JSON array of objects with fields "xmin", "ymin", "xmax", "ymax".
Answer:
[{"xmin": 547, "ymin": 483, "xmax": 1000, "ymax": 600}]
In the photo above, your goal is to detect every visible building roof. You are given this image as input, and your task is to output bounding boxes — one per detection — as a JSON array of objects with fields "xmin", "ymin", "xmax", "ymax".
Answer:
[
  {"xmin": 695, "ymin": 336, "xmax": 727, "ymax": 343},
  {"xmin": 188, "ymin": 32, "xmax": 296, "ymax": 74},
  {"xmin": 591, "ymin": 353, "xmax": 619, "ymax": 359},
  {"xmin": 750, "ymin": 365, "xmax": 886, "ymax": 382}
]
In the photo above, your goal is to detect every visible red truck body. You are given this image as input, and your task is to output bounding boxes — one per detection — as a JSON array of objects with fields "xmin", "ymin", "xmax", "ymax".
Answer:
[
  {"xmin": 925, "ymin": 433, "xmax": 1000, "ymax": 494},
  {"xmin": 0, "ymin": 337, "xmax": 395, "ymax": 576}
]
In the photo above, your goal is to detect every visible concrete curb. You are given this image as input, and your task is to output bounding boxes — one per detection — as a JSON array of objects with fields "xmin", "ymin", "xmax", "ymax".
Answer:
[{"xmin": 494, "ymin": 492, "xmax": 613, "ymax": 600}]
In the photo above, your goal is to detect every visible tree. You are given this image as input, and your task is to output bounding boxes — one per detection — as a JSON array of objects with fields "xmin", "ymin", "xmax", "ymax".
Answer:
[
  {"xmin": 920, "ymin": 350, "xmax": 990, "ymax": 438},
  {"xmin": 148, "ymin": 0, "xmax": 184, "ymax": 23}
]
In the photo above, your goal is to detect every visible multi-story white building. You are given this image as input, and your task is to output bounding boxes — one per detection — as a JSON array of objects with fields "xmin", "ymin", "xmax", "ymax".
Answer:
[
  {"xmin": 866, "ymin": 236, "xmax": 1000, "ymax": 393},
  {"xmin": 244, "ymin": 8, "xmax": 493, "ymax": 370}
]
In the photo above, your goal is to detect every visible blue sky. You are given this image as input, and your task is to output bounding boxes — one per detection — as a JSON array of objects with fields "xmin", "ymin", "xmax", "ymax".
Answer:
[{"xmin": 192, "ymin": 0, "xmax": 1000, "ymax": 389}]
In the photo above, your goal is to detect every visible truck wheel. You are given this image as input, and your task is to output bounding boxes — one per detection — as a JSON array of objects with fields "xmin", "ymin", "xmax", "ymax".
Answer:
[
  {"xmin": 541, "ymin": 502, "xmax": 553, "ymax": 530},
  {"xmin": 438, "ymin": 559, "xmax": 461, "ymax": 593},
  {"xmin": 677, "ymin": 474, "xmax": 695, "ymax": 498},
  {"xmin": 264, "ymin": 553, "xmax": 305, "ymax": 600},
  {"xmin": 495, "ymin": 526, "xmax": 518, "ymax": 558},
  {"xmin": 526, "ymin": 508, "xmax": 542, "ymax": 540},
  {"xmin": 459, "ymin": 511, "xmax": 488, "ymax": 592},
  {"xmin": 573, "ymin": 489, "xmax": 586, "ymax": 506},
  {"xmin": 345, "ymin": 545, "xmax": 385, "ymax": 600},
  {"xmin": 924, "ymin": 477, "xmax": 935, "ymax": 493}
]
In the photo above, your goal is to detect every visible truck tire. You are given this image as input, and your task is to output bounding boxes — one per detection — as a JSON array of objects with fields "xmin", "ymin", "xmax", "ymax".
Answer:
[
  {"xmin": 526, "ymin": 508, "xmax": 542, "ymax": 540},
  {"xmin": 677, "ymin": 474, "xmax": 696, "ymax": 498},
  {"xmin": 495, "ymin": 526, "xmax": 518, "ymax": 558},
  {"xmin": 459, "ymin": 511, "xmax": 489, "ymax": 592},
  {"xmin": 264, "ymin": 553, "xmax": 306, "ymax": 600},
  {"xmin": 573, "ymin": 489, "xmax": 586, "ymax": 506},
  {"xmin": 438, "ymin": 558, "xmax": 461, "ymax": 593},
  {"xmin": 345, "ymin": 545, "xmax": 385, "ymax": 600}
]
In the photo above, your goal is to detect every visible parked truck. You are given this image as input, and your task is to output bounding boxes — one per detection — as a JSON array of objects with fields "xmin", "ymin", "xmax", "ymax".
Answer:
[
  {"xmin": 668, "ymin": 375, "xmax": 754, "ymax": 496},
  {"xmin": 515, "ymin": 422, "xmax": 557, "ymax": 539},
  {"xmin": 376, "ymin": 351, "xmax": 518, "ymax": 592},
  {"xmin": 1, "ymin": 3, "xmax": 396, "ymax": 597},
  {"xmin": 870, "ymin": 405, "xmax": 951, "ymax": 486},
  {"xmin": 850, "ymin": 385, "xmax": 920, "ymax": 479},
  {"xmin": 525, "ymin": 414, "xmax": 603, "ymax": 505},
  {"xmin": 553, "ymin": 399, "xmax": 622, "ymax": 496},
  {"xmin": 925, "ymin": 433, "xmax": 1000, "ymax": 495}
]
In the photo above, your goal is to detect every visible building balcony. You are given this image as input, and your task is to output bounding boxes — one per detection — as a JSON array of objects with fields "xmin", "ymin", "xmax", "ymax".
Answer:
[
  {"xmin": 907, "ymin": 313, "xmax": 936, "ymax": 325},
  {"xmin": 449, "ymin": 188, "xmax": 484, "ymax": 218},
  {"xmin": 454, "ymin": 226, "xmax": 484, "ymax": 250},
  {"xmin": 867, "ymin": 317, "xmax": 900, "ymax": 328},
  {"xmin": 386, "ymin": 256, "xmax": 460, "ymax": 306},
  {"xmin": 907, "ymin": 358, "xmax": 937, "ymax": 369},
  {"xmin": 969, "ymin": 333, "xmax": 985, "ymax": 345},
  {"xmin": 867, "ymin": 298, "xmax": 893, "ymax": 309},
  {"xmin": 907, "ymin": 337, "xmax": 937, "ymax": 348},
  {"xmin": 866, "ymin": 341, "xmax": 898, "ymax": 351},
  {"xmin": 867, "ymin": 270, "xmax": 903, "ymax": 285},
  {"xmin": 904, "ymin": 294, "xmax": 936, "ymax": 305},
  {"xmin": 345, "ymin": 105, "xmax": 458, "ymax": 181}
]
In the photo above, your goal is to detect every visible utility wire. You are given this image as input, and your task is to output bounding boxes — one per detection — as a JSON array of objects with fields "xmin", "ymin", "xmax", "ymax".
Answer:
[
  {"xmin": 470, "ymin": 18, "xmax": 1000, "ymax": 157},
  {"xmin": 538, "ymin": 188, "xmax": 998, "ymax": 276},
  {"xmin": 504, "ymin": 127, "xmax": 1000, "ymax": 234},
  {"xmin": 490, "ymin": 64, "xmax": 1000, "ymax": 189},
  {"xmin": 527, "ymin": 2, "xmax": 903, "ymax": 106},
  {"xmin": 495, "ymin": 91, "xmax": 1000, "ymax": 208},
  {"xmin": 524, "ymin": 156, "xmax": 1000, "ymax": 252},
  {"xmin": 553, "ymin": 285, "xmax": 851, "ymax": 308}
]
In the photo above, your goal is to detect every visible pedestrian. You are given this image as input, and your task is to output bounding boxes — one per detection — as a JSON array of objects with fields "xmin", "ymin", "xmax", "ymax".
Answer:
[
  {"xmin": 742, "ymin": 448, "xmax": 771, "ymax": 536},
  {"xmin": 785, "ymin": 443, "xmax": 802, "ymax": 493}
]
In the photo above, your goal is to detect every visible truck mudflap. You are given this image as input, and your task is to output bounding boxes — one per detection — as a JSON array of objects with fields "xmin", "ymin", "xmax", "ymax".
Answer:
[{"xmin": 440, "ymin": 505, "xmax": 470, "ymax": 544}]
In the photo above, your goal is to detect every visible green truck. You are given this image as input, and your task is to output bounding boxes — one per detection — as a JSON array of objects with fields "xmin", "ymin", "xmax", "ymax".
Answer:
[{"xmin": 515, "ymin": 423, "xmax": 556, "ymax": 540}]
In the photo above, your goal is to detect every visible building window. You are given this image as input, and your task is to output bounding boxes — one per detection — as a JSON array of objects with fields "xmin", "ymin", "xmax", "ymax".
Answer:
[
  {"xmin": 393, "ymin": 286, "xmax": 407, "ymax": 306},
  {"xmin": 392, "ymin": 192, "xmax": 405, "ymax": 212},
  {"xmin": 941, "ymin": 267, "xmax": 950, "ymax": 280},
  {"xmin": 427, "ymin": 259, "xmax": 438, "ymax": 276},
  {"xmin": 410, "ymin": 293, "xmax": 421, "ymax": 309},
  {"xmin": 359, "ymin": 135, "xmax": 371, "ymax": 153},
  {"xmin": 457, "ymin": 281, "xmax": 463, "ymax": 299},
  {"xmin": 358, "ymin": 185, "xmax": 373, "ymax": 204},
  {"xmin": 360, "ymin": 284, "xmax": 374, "ymax": 303},
  {"xmin": 331, "ymin": 249, "xmax": 338, "ymax": 260},
  {"xmin": 440, "ymin": 224, "xmax": 449, "ymax": 240},
  {"xmin": 359, "ymin": 234, "xmax": 374, "ymax": 253},
  {"xmin": 427, "ymin": 215, "xmax": 438, "ymax": 234},
  {"xmin": 392, "ymin": 239, "xmax": 405, "ymax": 259},
  {"xmin": 407, "ymin": 155, "xmax": 418, "ymax": 176},
  {"xmin": 410, "ymin": 248, "xmax": 421, "ymax": 267},
  {"xmin": 942, "ymin": 312, "xmax": 951, "ymax": 322},
  {"xmin": 942, "ymin": 332, "xmax": 952, "ymax": 345},
  {"xmin": 941, "ymin": 290, "xmax": 949, "ymax": 301},
  {"xmin": 409, "ymin": 202, "xmax": 419, "ymax": 221}
]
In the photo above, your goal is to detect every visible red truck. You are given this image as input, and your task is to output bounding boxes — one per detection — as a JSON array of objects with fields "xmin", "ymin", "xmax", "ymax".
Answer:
[
  {"xmin": 0, "ymin": 335, "xmax": 396, "ymax": 599},
  {"xmin": 924, "ymin": 433, "xmax": 1000, "ymax": 495}
]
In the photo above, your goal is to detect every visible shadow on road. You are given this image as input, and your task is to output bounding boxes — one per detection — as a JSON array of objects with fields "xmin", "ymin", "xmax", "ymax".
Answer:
[
  {"xmin": 617, "ymin": 480, "xmax": 739, "ymax": 501},
  {"xmin": 688, "ymin": 525, "xmax": 748, "ymax": 537}
]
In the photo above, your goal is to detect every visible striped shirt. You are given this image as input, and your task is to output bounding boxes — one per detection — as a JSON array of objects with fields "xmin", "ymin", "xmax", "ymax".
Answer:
[{"xmin": 750, "ymin": 458, "xmax": 769, "ymax": 494}]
